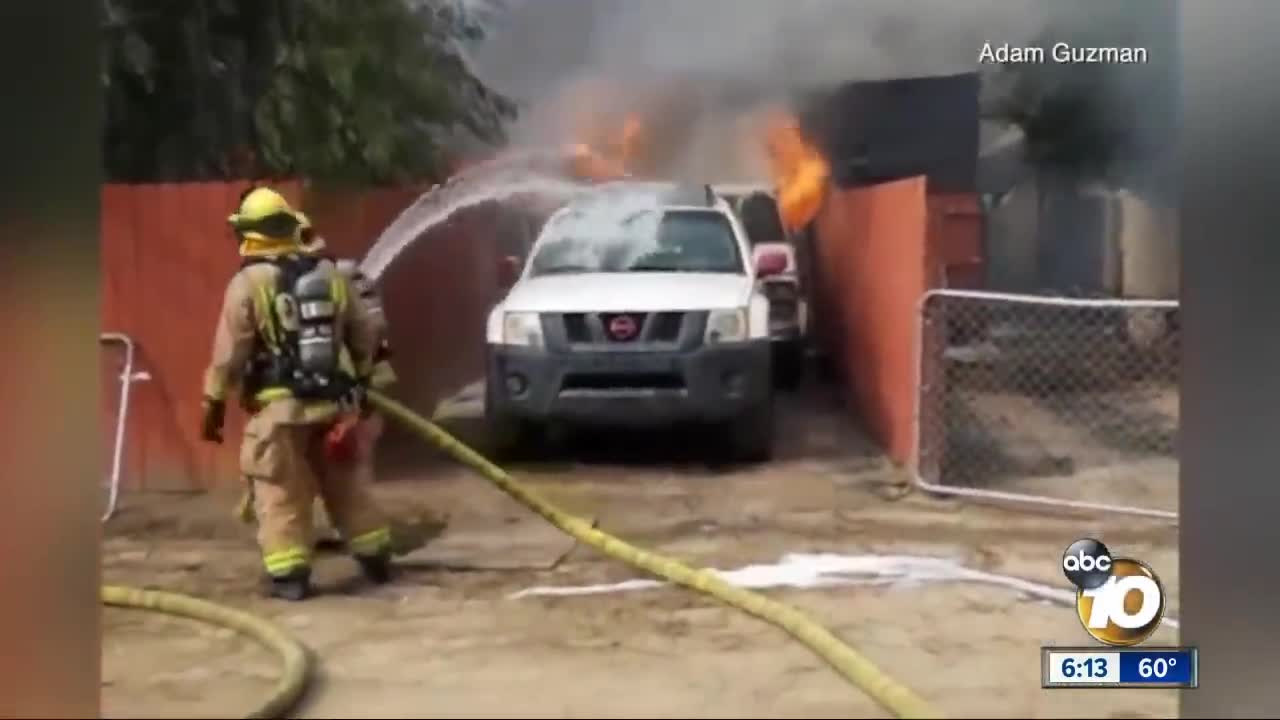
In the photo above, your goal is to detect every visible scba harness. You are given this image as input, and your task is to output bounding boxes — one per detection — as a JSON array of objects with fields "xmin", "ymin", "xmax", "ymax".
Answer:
[
  {"xmin": 350, "ymin": 270, "xmax": 392, "ymax": 366},
  {"xmin": 243, "ymin": 254, "xmax": 359, "ymax": 404},
  {"xmin": 335, "ymin": 259, "xmax": 393, "ymax": 369}
]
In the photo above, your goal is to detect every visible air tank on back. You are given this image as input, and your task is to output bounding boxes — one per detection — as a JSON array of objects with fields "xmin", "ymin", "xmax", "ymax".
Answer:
[{"xmin": 293, "ymin": 262, "xmax": 339, "ymax": 376}]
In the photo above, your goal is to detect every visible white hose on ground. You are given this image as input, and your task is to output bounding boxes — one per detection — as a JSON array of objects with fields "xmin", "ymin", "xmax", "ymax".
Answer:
[{"xmin": 509, "ymin": 552, "xmax": 1181, "ymax": 632}]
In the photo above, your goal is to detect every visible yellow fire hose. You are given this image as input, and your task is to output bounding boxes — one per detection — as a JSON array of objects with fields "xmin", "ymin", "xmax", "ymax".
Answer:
[
  {"xmin": 101, "ymin": 585, "xmax": 310, "ymax": 720},
  {"xmin": 367, "ymin": 389, "xmax": 942, "ymax": 720},
  {"xmin": 102, "ymin": 390, "xmax": 939, "ymax": 720}
]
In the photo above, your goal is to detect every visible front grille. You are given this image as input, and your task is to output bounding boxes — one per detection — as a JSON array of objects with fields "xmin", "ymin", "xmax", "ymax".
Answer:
[
  {"xmin": 601, "ymin": 312, "xmax": 644, "ymax": 343},
  {"xmin": 558, "ymin": 311, "xmax": 688, "ymax": 345},
  {"xmin": 647, "ymin": 312, "xmax": 684, "ymax": 342},
  {"xmin": 563, "ymin": 313, "xmax": 591, "ymax": 343}
]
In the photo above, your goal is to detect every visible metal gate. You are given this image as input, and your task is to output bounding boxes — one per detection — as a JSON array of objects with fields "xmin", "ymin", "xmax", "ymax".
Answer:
[{"xmin": 911, "ymin": 289, "xmax": 1179, "ymax": 520}]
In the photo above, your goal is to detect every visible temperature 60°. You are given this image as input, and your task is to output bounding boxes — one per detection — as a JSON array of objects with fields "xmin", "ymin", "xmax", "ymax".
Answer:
[{"xmin": 1139, "ymin": 657, "xmax": 1177, "ymax": 678}]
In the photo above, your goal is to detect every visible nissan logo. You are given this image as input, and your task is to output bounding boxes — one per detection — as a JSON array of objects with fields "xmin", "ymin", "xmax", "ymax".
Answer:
[{"xmin": 608, "ymin": 314, "xmax": 639, "ymax": 341}]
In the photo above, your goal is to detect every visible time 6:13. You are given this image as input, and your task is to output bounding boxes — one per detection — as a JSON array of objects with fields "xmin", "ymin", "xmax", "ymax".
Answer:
[{"xmin": 1062, "ymin": 657, "xmax": 1108, "ymax": 679}]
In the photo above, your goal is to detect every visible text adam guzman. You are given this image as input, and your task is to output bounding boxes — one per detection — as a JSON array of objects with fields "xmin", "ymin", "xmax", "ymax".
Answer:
[{"xmin": 978, "ymin": 42, "xmax": 1149, "ymax": 65}]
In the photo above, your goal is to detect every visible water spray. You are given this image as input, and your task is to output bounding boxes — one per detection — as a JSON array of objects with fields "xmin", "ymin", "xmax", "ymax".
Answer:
[{"xmin": 359, "ymin": 149, "xmax": 603, "ymax": 283}]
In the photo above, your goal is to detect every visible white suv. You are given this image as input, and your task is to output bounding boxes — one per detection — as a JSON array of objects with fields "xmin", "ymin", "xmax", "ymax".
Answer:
[{"xmin": 484, "ymin": 181, "xmax": 784, "ymax": 462}]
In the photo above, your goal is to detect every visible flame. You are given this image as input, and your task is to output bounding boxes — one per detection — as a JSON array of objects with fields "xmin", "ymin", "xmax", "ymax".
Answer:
[
  {"xmin": 617, "ymin": 115, "xmax": 645, "ymax": 166},
  {"xmin": 763, "ymin": 112, "xmax": 830, "ymax": 232},
  {"xmin": 564, "ymin": 112, "xmax": 648, "ymax": 182},
  {"xmin": 565, "ymin": 142, "xmax": 626, "ymax": 181}
]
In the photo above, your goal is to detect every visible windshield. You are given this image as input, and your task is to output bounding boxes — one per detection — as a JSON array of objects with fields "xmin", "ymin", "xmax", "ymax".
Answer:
[{"xmin": 529, "ymin": 209, "xmax": 744, "ymax": 277}]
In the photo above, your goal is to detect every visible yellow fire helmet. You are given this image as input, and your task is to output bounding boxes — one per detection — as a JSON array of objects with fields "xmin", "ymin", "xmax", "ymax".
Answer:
[
  {"xmin": 228, "ymin": 187, "xmax": 301, "ymax": 244},
  {"xmin": 295, "ymin": 210, "xmax": 329, "ymax": 255}
]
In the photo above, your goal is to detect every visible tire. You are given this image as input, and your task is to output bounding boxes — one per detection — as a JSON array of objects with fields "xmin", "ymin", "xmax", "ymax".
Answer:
[
  {"xmin": 773, "ymin": 342, "xmax": 805, "ymax": 391},
  {"xmin": 723, "ymin": 394, "xmax": 775, "ymax": 464}
]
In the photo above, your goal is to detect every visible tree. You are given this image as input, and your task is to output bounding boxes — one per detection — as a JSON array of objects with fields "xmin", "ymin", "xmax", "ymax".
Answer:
[{"xmin": 102, "ymin": 0, "xmax": 516, "ymax": 184}]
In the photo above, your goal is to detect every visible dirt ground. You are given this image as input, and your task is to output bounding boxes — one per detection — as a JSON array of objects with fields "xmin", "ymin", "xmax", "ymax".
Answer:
[{"xmin": 101, "ymin": 382, "xmax": 1179, "ymax": 719}]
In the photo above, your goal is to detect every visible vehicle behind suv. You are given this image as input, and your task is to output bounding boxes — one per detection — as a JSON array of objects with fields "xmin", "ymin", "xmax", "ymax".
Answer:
[
  {"xmin": 484, "ymin": 181, "xmax": 782, "ymax": 462},
  {"xmin": 713, "ymin": 184, "xmax": 810, "ymax": 388}
]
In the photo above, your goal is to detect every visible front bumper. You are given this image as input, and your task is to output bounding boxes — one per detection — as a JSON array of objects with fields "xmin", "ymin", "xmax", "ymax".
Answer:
[{"xmin": 487, "ymin": 340, "xmax": 772, "ymax": 428}]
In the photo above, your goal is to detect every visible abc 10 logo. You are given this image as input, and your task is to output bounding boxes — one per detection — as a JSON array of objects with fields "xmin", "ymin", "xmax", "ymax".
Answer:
[{"xmin": 1061, "ymin": 538, "xmax": 1166, "ymax": 647}]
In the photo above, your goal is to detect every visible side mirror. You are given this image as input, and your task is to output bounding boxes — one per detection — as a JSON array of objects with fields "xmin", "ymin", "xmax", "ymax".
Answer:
[
  {"xmin": 755, "ymin": 250, "xmax": 788, "ymax": 278},
  {"xmin": 497, "ymin": 255, "xmax": 523, "ymax": 286}
]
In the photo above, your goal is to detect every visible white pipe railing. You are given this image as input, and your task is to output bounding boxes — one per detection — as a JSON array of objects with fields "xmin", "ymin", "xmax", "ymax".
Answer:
[{"xmin": 100, "ymin": 332, "xmax": 149, "ymax": 522}]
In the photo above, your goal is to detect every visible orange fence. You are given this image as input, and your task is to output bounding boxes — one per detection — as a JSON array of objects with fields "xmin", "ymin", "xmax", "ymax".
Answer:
[
  {"xmin": 810, "ymin": 177, "xmax": 982, "ymax": 465},
  {"xmin": 926, "ymin": 193, "xmax": 984, "ymax": 290},
  {"xmin": 812, "ymin": 178, "xmax": 929, "ymax": 463},
  {"xmin": 101, "ymin": 181, "xmax": 501, "ymax": 490},
  {"xmin": 102, "ymin": 176, "xmax": 979, "ymax": 489}
]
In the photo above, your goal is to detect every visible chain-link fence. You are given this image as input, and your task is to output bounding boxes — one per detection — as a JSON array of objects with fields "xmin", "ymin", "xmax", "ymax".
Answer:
[
  {"xmin": 913, "ymin": 290, "xmax": 1179, "ymax": 520},
  {"xmin": 101, "ymin": 333, "xmax": 145, "ymax": 523}
]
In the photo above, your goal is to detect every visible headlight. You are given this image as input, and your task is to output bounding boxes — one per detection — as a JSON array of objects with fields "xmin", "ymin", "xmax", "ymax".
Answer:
[
  {"xmin": 502, "ymin": 312, "xmax": 544, "ymax": 348},
  {"xmin": 705, "ymin": 308, "xmax": 748, "ymax": 344}
]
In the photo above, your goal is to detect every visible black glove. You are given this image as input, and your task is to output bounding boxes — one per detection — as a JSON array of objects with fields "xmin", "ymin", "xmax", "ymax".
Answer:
[{"xmin": 200, "ymin": 398, "xmax": 226, "ymax": 444}]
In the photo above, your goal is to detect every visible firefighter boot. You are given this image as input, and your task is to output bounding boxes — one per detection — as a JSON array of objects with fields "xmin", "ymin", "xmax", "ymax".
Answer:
[
  {"xmin": 356, "ymin": 552, "xmax": 393, "ymax": 585},
  {"xmin": 267, "ymin": 567, "xmax": 312, "ymax": 602}
]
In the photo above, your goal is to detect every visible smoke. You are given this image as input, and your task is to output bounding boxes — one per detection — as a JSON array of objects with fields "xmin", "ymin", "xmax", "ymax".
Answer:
[
  {"xmin": 468, "ymin": 0, "xmax": 1053, "ymax": 182},
  {"xmin": 987, "ymin": 0, "xmax": 1178, "ymax": 197},
  {"xmin": 464, "ymin": 0, "xmax": 1176, "ymax": 194}
]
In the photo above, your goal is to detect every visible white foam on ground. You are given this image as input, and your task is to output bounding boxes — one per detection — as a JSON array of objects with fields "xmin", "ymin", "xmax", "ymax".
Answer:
[{"xmin": 509, "ymin": 552, "xmax": 1180, "ymax": 630}]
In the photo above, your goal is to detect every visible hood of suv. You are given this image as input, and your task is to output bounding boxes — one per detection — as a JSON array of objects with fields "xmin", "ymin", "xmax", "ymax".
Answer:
[{"xmin": 503, "ymin": 272, "xmax": 752, "ymax": 313}]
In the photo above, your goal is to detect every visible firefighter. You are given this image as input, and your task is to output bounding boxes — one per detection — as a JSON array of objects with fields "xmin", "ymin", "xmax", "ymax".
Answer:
[
  {"xmin": 234, "ymin": 212, "xmax": 402, "ymax": 550},
  {"xmin": 234, "ymin": 209, "xmax": 343, "ymax": 543},
  {"xmin": 200, "ymin": 186, "xmax": 395, "ymax": 601}
]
